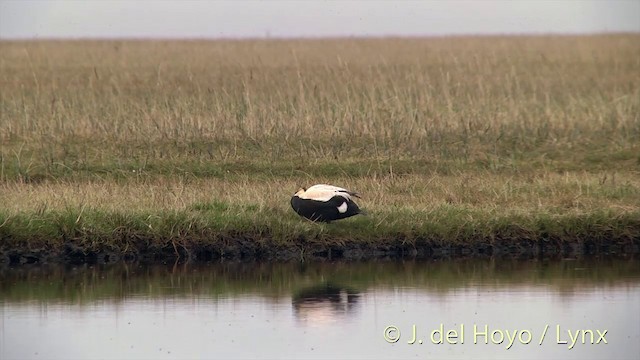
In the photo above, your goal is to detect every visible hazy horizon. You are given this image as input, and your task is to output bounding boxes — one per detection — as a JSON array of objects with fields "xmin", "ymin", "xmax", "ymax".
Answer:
[{"xmin": 1, "ymin": 0, "xmax": 639, "ymax": 40}]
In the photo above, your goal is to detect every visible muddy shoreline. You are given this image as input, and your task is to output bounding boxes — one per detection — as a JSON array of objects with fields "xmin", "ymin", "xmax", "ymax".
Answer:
[{"xmin": 2, "ymin": 234, "xmax": 639, "ymax": 266}]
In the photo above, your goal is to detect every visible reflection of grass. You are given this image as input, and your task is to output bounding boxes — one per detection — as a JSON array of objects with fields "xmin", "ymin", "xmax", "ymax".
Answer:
[
  {"xmin": 0, "ymin": 36, "xmax": 639, "ymax": 257},
  {"xmin": 1, "ymin": 259, "xmax": 638, "ymax": 303}
]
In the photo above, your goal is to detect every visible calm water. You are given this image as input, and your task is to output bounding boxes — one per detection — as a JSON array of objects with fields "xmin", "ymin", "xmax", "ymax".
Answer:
[{"xmin": 1, "ymin": 259, "xmax": 639, "ymax": 360}]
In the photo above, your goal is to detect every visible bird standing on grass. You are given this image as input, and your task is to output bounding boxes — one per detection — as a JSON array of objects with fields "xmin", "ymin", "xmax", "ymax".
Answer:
[{"xmin": 291, "ymin": 184, "xmax": 364, "ymax": 223}]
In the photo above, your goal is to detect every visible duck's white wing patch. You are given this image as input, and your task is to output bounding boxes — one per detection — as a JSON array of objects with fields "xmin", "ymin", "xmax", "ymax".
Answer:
[
  {"xmin": 315, "ymin": 184, "xmax": 361, "ymax": 199},
  {"xmin": 309, "ymin": 184, "xmax": 347, "ymax": 192},
  {"xmin": 299, "ymin": 187, "xmax": 336, "ymax": 202},
  {"xmin": 337, "ymin": 201, "xmax": 348, "ymax": 213},
  {"xmin": 302, "ymin": 184, "xmax": 357, "ymax": 201}
]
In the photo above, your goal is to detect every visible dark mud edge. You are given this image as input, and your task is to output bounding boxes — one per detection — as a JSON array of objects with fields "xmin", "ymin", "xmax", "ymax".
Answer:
[{"xmin": 2, "ymin": 234, "xmax": 639, "ymax": 265}]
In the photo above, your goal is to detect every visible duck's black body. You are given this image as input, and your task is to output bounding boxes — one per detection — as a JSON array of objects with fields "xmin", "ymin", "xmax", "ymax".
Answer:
[{"xmin": 291, "ymin": 184, "xmax": 363, "ymax": 223}]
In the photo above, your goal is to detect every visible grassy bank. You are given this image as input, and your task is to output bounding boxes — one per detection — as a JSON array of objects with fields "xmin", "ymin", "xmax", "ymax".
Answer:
[{"xmin": 1, "ymin": 35, "xmax": 639, "ymax": 263}]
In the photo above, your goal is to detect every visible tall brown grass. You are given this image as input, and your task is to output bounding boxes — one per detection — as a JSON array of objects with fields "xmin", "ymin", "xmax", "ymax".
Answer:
[
  {"xmin": 0, "ymin": 35, "xmax": 638, "ymax": 246},
  {"xmin": 1, "ymin": 35, "xmax": 638, "ymax": 159}
]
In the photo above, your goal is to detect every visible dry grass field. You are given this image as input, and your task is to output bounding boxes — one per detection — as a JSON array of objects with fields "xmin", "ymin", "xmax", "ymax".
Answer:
[{"xmin": 0, "ymin": 35, "xmax": 639, "ymax": 262}]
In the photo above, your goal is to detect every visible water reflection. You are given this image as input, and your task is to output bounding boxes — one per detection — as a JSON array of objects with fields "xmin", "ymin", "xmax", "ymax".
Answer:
[
  {"xmin": 2, "ymin": 259, "xmax": 638, "ymax": 303},
  {"xmin": 292, "ymin": 282, "xmax": 360, "ymax": 325},
  {"xmin": 1, "ymin": 259, "xmax": 639, "ymax": 360}
]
